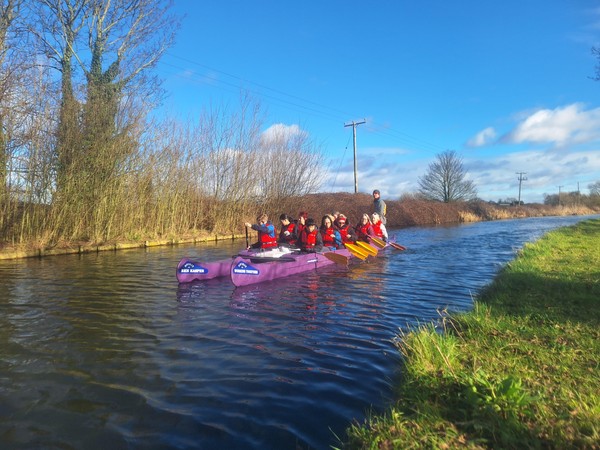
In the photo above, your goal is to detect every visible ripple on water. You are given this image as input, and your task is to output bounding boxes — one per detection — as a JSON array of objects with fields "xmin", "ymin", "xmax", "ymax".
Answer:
[{"xmin": 1, "ymin": 215, "xmax": 597, "ymax": 449}]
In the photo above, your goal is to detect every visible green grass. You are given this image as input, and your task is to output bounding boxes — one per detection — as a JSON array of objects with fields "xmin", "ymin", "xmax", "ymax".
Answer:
[{"xmin": 339, "ymin": 219, "xmax": 600, "ymax": 449}]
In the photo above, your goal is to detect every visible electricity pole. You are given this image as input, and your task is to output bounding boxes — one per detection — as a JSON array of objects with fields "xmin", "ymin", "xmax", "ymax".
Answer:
[
  {"xmin": 344, "ymin": 119, "xmax": 366, "ymax": 193},
  {"xmin": 516, "ymin": 172, "xmax": 527, "ymax": 204},
  {"xmin": 558, "ymin": 185, "xmax": 563, "ymax": 206}
]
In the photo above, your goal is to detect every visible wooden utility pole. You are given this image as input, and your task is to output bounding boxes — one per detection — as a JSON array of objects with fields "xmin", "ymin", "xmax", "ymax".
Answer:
[
  {"xmin": 558, "ymin": 185, "xmax": 563, "ymax": 206},
  {"xmin": 344, "ymin": 119, "xmax": 366, "ymax": 193},
  {"xmin": 516, "ymin": 172, "xmax": 527, "ymax": 204}
]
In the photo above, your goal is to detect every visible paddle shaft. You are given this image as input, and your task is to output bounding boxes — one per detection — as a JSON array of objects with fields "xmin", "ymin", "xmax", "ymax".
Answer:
[{"xmin": 389, "ymin": 242, "xmax": 406, "ymax": 251}]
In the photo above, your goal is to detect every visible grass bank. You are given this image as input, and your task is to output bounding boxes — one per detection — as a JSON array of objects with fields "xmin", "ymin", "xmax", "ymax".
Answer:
[{"xmin": 340, "ymin": 219, "xmax": 600, "ymax": 449}]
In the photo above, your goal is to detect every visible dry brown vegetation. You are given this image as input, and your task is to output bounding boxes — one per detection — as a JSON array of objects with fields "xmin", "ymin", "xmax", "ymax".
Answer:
[
  {"xmin": 272, "ymin": 193, "xmax": 599, "ymax": 230},
  {"xmin": 2, "ymin": 192, "xmax": 599, "ymax": 259},
  {"xmin": 1, "ymin": 2, "xmax": 599, "ymax": 260}
]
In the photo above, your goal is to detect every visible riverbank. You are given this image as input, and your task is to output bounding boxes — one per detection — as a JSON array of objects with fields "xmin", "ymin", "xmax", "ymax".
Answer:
[
  {"xmin": 1, "ymin": 195, "xmax": 598, "ymax": 261},
  {"xmin": 341, "ymin": 218, "xmax": 600, "ymax": 449}
]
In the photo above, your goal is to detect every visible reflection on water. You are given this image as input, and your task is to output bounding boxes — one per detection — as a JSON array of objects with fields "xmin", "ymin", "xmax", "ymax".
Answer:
[{"xmin": 0, "ymin": 215, "xmax": 596, "ymax": 449}]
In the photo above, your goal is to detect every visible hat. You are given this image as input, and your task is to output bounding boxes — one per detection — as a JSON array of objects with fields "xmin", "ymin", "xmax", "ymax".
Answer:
[
  {"xmin": 373, "ymin": 189, "xmax": 380, "ymax": 195},
  {"xmin": 306, "ymin": 218, "xmax": 316, "ymax": 227}
]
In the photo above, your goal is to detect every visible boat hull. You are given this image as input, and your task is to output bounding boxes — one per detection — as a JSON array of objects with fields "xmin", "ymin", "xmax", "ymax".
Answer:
[
  {"xmin": 176, "ymin": 247, "xmax": 301, "ymax": 283},
  {"xmin": 176, "ymin": 258, "xmax": 233, "ymax": 283},
  {"xmin": 230, "ymin": 248, "xmax": 351, "ymax": 287}
]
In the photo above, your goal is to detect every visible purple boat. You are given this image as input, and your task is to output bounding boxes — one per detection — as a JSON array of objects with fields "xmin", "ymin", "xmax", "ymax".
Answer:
[
  {"xmin": 176, "ymin": 247, "xmax": 291, "ymax": 283},
  {"xmin": 176, "ymin": 247, "xmax": 351, "ymax": 285},
  {"xmin": 230, "ymin": 248, "xmax": 352, "ymax": 287}
]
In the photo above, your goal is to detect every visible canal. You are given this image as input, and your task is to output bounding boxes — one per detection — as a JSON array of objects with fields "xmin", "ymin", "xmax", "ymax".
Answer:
[{"xmin": 0, "ymin": 215, "xmax": 596, "ymax": 449}]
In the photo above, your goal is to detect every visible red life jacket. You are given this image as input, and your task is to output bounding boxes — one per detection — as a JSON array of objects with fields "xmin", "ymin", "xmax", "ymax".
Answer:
[
  {"xmin": 337, "ymin": 224, "xmax": 353, "ymax": 243},
  {"xmin": 299, "ymin": 228, "xmax": 318, "ymax": 249},
  {"xmin": 355, "ymin": 223, "xmax": 373, "ymax": 241},
  {"xmin": 372, "ymin": 221, "xmax": 384, "ymax": 238},
  {"xmin": 321, "ymin": 226, "xmax": 337, "ymax": 247},
  {"xmin": 279, "ymin": 222, "xmax": 297, "ymax": 245},
  {"xmin": 259, "ymin": 222, "xmax": 278, "ymax": 249}
]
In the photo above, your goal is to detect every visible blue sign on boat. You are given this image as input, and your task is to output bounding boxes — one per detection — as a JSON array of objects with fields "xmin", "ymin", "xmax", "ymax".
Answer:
[
  {"xmin": 179, "ymin": 261, "xmax": 209, "ymax": 274},
  {"xmin": 232, "ymin": 261, "xmax": 259, "ymax": 275}
]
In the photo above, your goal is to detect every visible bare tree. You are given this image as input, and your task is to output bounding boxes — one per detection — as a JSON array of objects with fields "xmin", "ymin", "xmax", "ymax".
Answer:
[
  {"xmin": 0, "ymin": 0, "xmax": 22, "ymax": 205},
  {"xmin": 25, "ymin": 0, "xmax": 89, "ymax": 190},
  {"xmin": 589, "ymin": 180, "xmax": 600, "ymax": 196},
  {"xmin": 25, "ymin": 0, "xmax": 178, "ymax": 241},
  {"xmin": 256, "ymin": 123, "xmax": 325, "ymax": 206},
  {"xmin": 418, "ymin": 150, "xmax": 477, "ymax": 202}
]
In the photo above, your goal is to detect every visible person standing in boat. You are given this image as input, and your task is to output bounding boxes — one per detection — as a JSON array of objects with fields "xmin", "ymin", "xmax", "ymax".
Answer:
[
  {"xmin": 298, "ymin": 218, "xmax": 323, "ymax": 252},
  {"xmin": 371, "ymin": 212, "xmax": 388, "ymax": 242},
  {"xmin": 244, "ymin": 214, "xmax": 278, "ymax": 249},
  {"xmin": 355, "ymin": 213, "xmax": 375, "ymax": 242},
  {"xmin": 320, "ymin": 215, "xmax": 342, "ymax": 250},
  {"xmin": 278, "ymin": 214, "xmax": 298, "ymax": 247},
  {"xmin": 334, "ymin": 213, "xmax": 355, "ymax": 244},
  {"xmin": 372, "ymin": 189, "xmax": 387, "ymax": 225}
]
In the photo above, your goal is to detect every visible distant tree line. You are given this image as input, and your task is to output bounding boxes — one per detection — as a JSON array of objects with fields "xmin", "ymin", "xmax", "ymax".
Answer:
[
  {"xmin": 544, "ymin": 182, "xmax": 600, "ymax": 208},
  {"xmin": 0, "ymin": 0, "xmax": 325, "ymax": 247}
]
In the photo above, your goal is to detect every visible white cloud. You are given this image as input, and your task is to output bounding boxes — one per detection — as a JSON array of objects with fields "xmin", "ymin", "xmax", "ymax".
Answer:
[
  {"xmin": 466, "ymin": 127, "xmax": 497, "ymax": 147},
  {"xmin": 324, "ymin": 145, "xmax": 600, "ymax": 203},
  {"xmin": 261, "ymin": 123, "xmax": 304, "ymax": 144},
  {"xmin": 467, "ymin": 148, "xmax": 600, "ymax": 202},
  {"xmin": 504, "ymin": 103, "xmax": 600, "ymax": 146}
]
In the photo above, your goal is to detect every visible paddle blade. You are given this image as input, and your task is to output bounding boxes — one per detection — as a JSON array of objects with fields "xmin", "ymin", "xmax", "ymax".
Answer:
[
  {"xmin": 389, "ymin": 242, "xmax": 406, "ymax": 251},
  {"xmin": 324, "ymin": 252, "xmax": 349, "ymax": 266},
  {"xmin": 368, "ymin": 236, "xmax": 386, "ymax": 249},
  {"xmin": 344, "ymin": 243, "xmax": 368, "ymax": 260},
  {"xmin": 355, "ymin": 240, "xmax": 378, "ymax": 256}
]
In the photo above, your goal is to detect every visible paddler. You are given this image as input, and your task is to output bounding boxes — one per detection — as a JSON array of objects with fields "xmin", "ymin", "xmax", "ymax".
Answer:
[
  {"xmin": 278, "ymin": 214, "xmax": 298, "ymax": 248},
  {"xmin": 319, "ymin": 215, "xmax": 342, "ymax": 250},
  {"xmin": 244, "ymin": 214, "xmax": 278, "ymax": 249},
  {"xmin": 334, "ymin": 213, "xmax": 355, "ymax": 244},
  {"xmin": 371, "ymin": 212, "xmax": 388, "ymax": 242},
  {"xmin": 354, "ymin": 213, "xmax": 375, "ymax": 242},
  {"xmin": 298, "ymin": 218, "xmax": 323, "ymax": 253}
]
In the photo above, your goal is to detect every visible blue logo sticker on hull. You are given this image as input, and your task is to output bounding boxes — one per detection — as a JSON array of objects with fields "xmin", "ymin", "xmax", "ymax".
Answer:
[
  {"xmin": 232, "ymin": 261, "xmax": 259, "ymax": 275},
  {"xmin": 179, "ymin": 261, "xmax": 209, "ymax": 274}
]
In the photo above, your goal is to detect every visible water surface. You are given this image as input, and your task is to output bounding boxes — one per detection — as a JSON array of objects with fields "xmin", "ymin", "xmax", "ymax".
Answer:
[{"xmin": 0, "ymin": 215, "xmax": 595, "ymax": 449}]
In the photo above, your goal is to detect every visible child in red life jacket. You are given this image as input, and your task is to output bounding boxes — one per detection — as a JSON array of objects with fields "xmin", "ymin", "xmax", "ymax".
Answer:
[
  {"xmin": 334, "ymin": 213, "xmax": 355, "ymax": 243},
  {"xmin": 371, "ymin": 212, "xmax": 388, "ymax": 241},
  {"xmin": 244, "ymin": 214, "xmax": 278, "ymax": 249},
  {"xmin": 298, "ymin": 218, "xmax": 323, "ymax": 252},
  {"xmin": 320, "ymin": 215, "xmax": 342, "ymax": 249},
  {"xmin": 295, "ymin": 210, "xmax": 308, "ymax": 235},
  {"xmin": 278, "ymin": 214, "xmax": 298, "ymax": 247},
  {"xmin": 355, "ymin": 213, "xmax": 375, "ymax": 242}
]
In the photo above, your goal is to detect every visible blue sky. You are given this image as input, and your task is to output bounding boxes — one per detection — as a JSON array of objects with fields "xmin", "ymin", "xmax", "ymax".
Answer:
[{"xmin": 156, "ymin": 1, "xmax": 600, "ymax": 203}]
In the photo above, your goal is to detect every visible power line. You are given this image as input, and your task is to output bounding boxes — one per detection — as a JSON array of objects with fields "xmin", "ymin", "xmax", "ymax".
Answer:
[{"xmin": 159, "ymin": 53, "xmax": 448, "ymax": 153}]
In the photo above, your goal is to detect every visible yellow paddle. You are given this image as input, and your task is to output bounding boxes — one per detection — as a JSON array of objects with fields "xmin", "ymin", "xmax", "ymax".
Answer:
[
  {"xmin": 344, "ymin": 242, "xmax": 369, "ymax": 260},
  {"xmin": 368, "ymin": 236, "xmax": 386, "ymax": 249},
  {"xmin": 355, "ymin": 240, "xmax": 378, "ymax": 256},
  {"xmin": 323, "ymin": 252, "xmax": 349, "ymax": 265}
]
